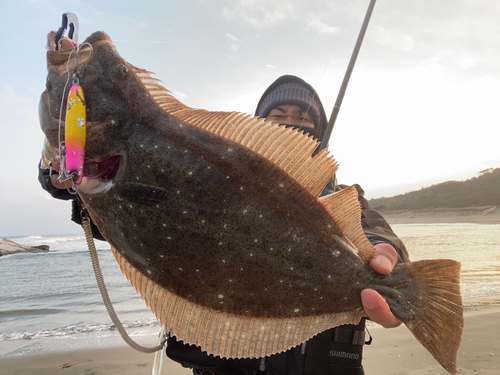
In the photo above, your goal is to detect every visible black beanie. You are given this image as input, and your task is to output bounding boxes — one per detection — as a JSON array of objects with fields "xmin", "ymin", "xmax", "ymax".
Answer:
[{"xmin": 255, "ymin": 75, "xmax": 328, "ymax": 141}]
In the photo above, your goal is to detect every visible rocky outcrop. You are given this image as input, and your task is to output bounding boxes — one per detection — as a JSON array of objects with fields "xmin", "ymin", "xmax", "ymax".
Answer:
[{"xmin": 0, "ymin": 238, "xmax": 49, "ymax": 256}]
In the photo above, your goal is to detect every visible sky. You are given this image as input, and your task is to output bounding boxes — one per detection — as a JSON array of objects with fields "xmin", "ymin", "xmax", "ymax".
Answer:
[{"xmin": 1, "ymin": 0, "xmax": 499, "ymax": 236}]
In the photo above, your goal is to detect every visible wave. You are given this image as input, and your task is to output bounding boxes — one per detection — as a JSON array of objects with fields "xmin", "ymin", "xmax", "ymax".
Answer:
[
  {"xmin": 0, "ymin": 309, "xmax": 65, "ymax": 319},
  {"xmin": 0, "ymin": 318, "xmax": 160, "ymax": 342}
]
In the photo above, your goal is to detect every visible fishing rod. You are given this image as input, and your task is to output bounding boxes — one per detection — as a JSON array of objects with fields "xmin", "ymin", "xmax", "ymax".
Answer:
[{"xmin": 318, "ymin": 0, "xmax": 377, "ymax": 153}]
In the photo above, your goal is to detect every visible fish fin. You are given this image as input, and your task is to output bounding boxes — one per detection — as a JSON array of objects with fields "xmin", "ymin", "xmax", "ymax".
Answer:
[
  {"xmin": 131, "ymin": 66, "xmax": 338, "ymax": 198},
  {"xmin": 401, "ymin": 260, "xmax": 463, "ymax": 375},
  {"xmin": 318, "ymin": 186, "xmax": 375, "ymax": 262},
  {"xmin": 112, "ymin": 247, "xmax": 362, "ymax": 358}
]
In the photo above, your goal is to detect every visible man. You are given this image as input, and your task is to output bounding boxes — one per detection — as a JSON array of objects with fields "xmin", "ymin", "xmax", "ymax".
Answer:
[{"xmin": 39, "ymin": 75, "xmax": 408, "ymax": 375}]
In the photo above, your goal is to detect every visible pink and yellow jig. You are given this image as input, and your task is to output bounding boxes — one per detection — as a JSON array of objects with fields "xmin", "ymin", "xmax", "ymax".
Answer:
[{"xmin": 64, "ymin": 84, "xmax": 86, "ymax": 185}]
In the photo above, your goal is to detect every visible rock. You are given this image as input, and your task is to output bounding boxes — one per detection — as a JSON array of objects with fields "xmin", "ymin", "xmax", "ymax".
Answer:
[{"xmin": 0, "ymin": 238, "xmax": 50, "ymax": 256}]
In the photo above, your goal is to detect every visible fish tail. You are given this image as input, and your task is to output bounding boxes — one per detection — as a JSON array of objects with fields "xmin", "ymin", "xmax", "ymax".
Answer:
[{"xmin": 402, "ymin": 259, "xmax": 463, "ymax": 375}]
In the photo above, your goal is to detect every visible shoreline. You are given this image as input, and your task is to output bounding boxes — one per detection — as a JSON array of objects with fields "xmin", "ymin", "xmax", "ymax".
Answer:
[
  {"xmin": 382, "ymin": 205, "xmax": 500, "ymax": 225},
  {"xmin": 2, "ymin": 296, "xmax": 499, "ymax": 374}
]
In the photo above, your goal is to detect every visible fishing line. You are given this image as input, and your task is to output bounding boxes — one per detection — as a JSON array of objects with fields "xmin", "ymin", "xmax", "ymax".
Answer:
[{"xmin": 298, "ymin": 0, "xmax": 357, "ymax": 133}]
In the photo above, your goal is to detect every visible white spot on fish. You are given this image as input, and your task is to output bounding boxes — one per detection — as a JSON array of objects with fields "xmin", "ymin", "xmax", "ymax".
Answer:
[
  {"xmin": 157, "ymin": 204, "xmax": 160, "ymax": 208},
  {"xmin": 290, "ymin": 267, "xmax": 294, "ymax": 270},
  {"xmin": 136, "ymin": 177, "xmax": 139, "ymax": 180},
  {"xmin": 219, "ymin": 242, "xmax": 223, "ymax": 246},
  {"xmin": 240, "ymin": 187, "xmax": 244, "ymax": 190},
  {"xmin": 279, "ymin": 183, "xmax": 284, "ymax": 188},
  {"xmin": 140, "ymin": 145, "xmax": 144, "ymax": 148},
  {"xmin": 160, "ymin": 254, "xmax": 164, "ymax": 258},
  {"xmin": 254, "ymin": 239, "xmax": 258, "ymax": 243},
  {"xmin": 147, "ymin": 270, "xmax": 152, "ymax": 274},
  {"xmin": 111, "ymin": 119, "xmax": 115, "ymax": 125},
  {"xmin": 163, "ymin": 224, "xmax": 166, "ymax": 227},
  {"xmin": 167, "ymin": 237, "xmax": 171, "ymax": 240},
  {"xmin": 179, "ymin": 268, "xmax": 183, "ymax": 271},
  {"xmin": 249, "ymin": 253, "xmax": 253, "ymax": 257},
  {"xmin": 328, "ymin": 224, "xmax": 331, "ymax": 228},
  {"xmin": 188, "ymin": 172, "xmax": 193, "ymax": 175},
  {"xmin": 222, "ymin": 259, "xmax": 226, "ymax": 263},
  {"xmin": 77, "ymin": 118, "xmax": 85, "ymax": 127},
  {"xmin": 179, "ymin": 124, "xmax": 183, "ymax": 127},
  {"xmin": 227, "ymin": 148, "xmax": 233, "ymax": 152},
  {"xmin": 155, "ymin": 145, "xmax": 158, "ymax": 148},
  {"xmin": 294, "ymin": 309, "xmax": 299, "ymax": 313},
  {"xmin": 161, "ymin": 169, "xmax": 164, "ymax": 172},
  {"xmin": 243, "ymin": 209, "xmax": 247, "ymax": 214},
  {"xmin": 218, "ymin": 294, "xmax": 224, "ymax": 299}
]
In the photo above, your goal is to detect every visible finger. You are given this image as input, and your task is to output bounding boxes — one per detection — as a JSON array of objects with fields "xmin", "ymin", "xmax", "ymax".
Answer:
[
  {"xmin": 361, "ymin": 289, "xmax": 402, "ymax": 328},
  {"xmin": 370, "ymin": 243, "xmax": 398, "ymax": 275}
]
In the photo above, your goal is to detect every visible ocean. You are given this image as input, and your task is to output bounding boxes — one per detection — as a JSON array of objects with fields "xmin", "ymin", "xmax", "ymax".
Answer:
[{"xmin": 1, "ymin": 223, "xmax": 499, "ymax": 358}]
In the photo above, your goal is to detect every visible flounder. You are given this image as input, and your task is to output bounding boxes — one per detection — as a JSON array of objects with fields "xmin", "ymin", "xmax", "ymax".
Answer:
[{"xmin": 40, "ymin": 31, "xmax": 463, "ymax": 374}]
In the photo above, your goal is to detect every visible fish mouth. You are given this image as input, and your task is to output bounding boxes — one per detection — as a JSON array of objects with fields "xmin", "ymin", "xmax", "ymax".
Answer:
[{"xmin": 83, "ymin": 155, "xmax": 121, "ymax": 181}]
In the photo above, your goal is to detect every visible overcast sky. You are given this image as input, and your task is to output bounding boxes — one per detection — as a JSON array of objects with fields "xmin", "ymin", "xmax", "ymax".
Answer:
[{"xmin": 1, "ymin": 0, "xmax": 499, "ymax": 236}]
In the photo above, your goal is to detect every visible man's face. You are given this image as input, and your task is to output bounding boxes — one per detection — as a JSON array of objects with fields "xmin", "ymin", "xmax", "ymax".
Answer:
[{"xmin": 266, "ymin": 104, "xmax": 315, "ymax": 129}]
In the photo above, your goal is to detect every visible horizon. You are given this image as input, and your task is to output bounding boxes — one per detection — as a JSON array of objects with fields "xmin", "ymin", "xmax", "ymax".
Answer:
[{"xmin": 1, "ymin": 0, "xmax": 499, "ymax": 236}]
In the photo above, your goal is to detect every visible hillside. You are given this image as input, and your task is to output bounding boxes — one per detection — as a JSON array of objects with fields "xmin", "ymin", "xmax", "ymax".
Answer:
[{"xmin": 369, "ymin": 168, "xmax": 500, "ymax": 212}]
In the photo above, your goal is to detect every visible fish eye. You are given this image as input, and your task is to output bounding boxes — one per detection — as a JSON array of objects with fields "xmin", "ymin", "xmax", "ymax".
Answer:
[
  {"xmin": 81, "ymin": 63, "xmax": 95, "ymax": 76},
  {"xmin": 113, "ymin": 64, "xmax": 129, "ymax": 77}
]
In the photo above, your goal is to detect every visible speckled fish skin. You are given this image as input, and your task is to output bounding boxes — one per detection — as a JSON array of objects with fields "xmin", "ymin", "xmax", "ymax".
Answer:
[
  {"xmin": 40, "ymin": 31, "xmax": 413, "ymax": 319},
  {"xmin": 40, "ymin": 31, "xmax": 463, "ymax": 374}
]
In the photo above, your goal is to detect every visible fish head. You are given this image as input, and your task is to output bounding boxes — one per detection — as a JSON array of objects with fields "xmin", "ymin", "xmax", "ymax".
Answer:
[{"xmin": 40, "ymin": 30, "xmax": 156, "ymax": 184}]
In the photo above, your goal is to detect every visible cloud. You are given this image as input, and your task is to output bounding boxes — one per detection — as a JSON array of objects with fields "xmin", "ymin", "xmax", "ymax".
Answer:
[
  {"xmin": 129, "ymin": 19, "xmax": 148, "ymax": 29},
  {"xmin": 222, "ymin": 0, "xmax": 296, "ymax": 28},
  {"xmin": 307, "ymin": 19, "xmax": 340, "ymax": 36},
  {"xmin": 172, "ymin": 91, "xmax": 188, "ymax": 100},
  {"xmin": 226, "ymin": 33, "xmax": 240, "ymax": 42}
]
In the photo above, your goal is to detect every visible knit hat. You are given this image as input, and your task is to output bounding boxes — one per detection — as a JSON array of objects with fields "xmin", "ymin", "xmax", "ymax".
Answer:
[{"xmin": 255, "ymin": 75, "xmax": 328, "ymax": 141}]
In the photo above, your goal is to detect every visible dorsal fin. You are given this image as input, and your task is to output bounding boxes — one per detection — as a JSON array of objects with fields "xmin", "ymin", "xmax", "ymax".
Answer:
[
  {"xmin": 131, "ymin": 65, "xmax": 338, "ymax": 198},
  {"xmin": 318, "ymin": 186, "xmax": 376, "ymax": 262}
]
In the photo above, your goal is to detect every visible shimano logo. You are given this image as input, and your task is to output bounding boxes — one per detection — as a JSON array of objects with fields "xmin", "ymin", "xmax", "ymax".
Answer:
[{"xmin": 329, "ymin": 350, "xmax": 359, "ymax": 360}]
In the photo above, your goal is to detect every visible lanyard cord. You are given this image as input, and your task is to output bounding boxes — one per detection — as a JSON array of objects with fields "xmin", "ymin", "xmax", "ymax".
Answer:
[{"xmin": 80, "ymin": 209, "xmax": 166, "ymax": 354}]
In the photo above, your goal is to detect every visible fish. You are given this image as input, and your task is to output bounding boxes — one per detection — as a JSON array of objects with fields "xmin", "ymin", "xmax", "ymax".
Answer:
[{"xmin": 39, "ymin": 30, "xmax": 463, "ymax": 374}]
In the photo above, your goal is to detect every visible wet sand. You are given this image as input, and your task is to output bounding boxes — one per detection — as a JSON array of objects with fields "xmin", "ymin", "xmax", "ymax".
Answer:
[{"xmin": 2, "ymin": 296, "xmax": 499, "ymax": 375}]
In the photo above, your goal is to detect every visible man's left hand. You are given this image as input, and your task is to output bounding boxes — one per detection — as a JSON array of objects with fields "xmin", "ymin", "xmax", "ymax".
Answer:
[{"xmin": 361, "ymin": 243, "xmax": 402, "ymax": 328}]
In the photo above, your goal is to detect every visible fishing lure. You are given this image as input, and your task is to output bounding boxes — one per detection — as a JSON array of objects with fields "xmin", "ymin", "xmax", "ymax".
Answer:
[{"xmin": 64, "ymin": 83, "xmax": 86, "ymax": 185}]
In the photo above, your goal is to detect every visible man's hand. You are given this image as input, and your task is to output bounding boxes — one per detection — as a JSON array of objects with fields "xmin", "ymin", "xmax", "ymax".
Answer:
[{"xmin": 361, "ymin": 243, "xmax": 402, "ymax": 328}]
